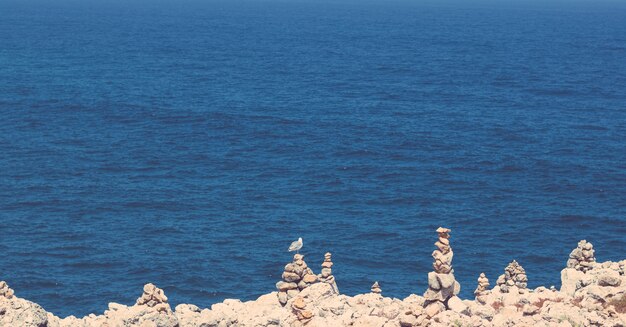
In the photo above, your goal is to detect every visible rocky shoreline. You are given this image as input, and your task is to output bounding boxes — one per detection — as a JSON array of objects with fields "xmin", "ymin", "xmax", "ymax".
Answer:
[{"xmin": 1, "ymin": 228, "xmax": 625, "ymax": 326}]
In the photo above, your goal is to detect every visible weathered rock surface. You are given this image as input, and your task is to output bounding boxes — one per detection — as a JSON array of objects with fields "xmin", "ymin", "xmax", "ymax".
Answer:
[
  {"xmin": 0, "ymin": 296, "xmax": 49, "ymax": 327},
  {"xmin": 0, "ymin": 281, "xmax": 15, "ymax": 300},
  {"xmin": 2, "ymin": 240, "xmax": 625, "ymax": 326}
]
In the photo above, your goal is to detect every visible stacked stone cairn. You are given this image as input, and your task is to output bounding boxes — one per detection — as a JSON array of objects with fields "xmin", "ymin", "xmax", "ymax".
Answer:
[
  {"xmin": 423, "ymin": 227, "xmax": 461, "ymax": 317},
  {"xmin": 567, "ymin": 240, "xmax": 596, "ymax": 273},
  {"xmin": 276, "ymin": 254, "xmax": 319, "ymax": 306},
  {"xmin": 371, "ymin": 281, "xmax": 382, "ymax": 294},
  {"xmin": 318, "ymin": 252, "xmax": 339, "ymax": 294},
  {"xmin": 0, "ymin": 281, "xmax": 14, "ymax": 299},
  {"xmin": 291, "ymin": 297, "xmax": 313, "ymax": 325},
  {"xmin": 496, "ymin": 260, "xmax": 528, "ymax": 294},
  {"xmin": 135, "ymin": 283, "xmax": 171, "ymax": 313},
  {"xmin": 474, "ymin": 273, "xmax": 490, "ymax": 304}
]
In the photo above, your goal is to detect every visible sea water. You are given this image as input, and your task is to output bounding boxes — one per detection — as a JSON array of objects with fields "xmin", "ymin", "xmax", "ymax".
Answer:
[{"xmin": 0, "ymin": 0, "xmax": 625, "ymax": 317}]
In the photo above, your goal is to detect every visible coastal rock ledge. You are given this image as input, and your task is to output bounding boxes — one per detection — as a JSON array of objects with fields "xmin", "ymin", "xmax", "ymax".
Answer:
[{"xmin": 1, "ymin": 235, "xmax": 625, "ymax": 326}]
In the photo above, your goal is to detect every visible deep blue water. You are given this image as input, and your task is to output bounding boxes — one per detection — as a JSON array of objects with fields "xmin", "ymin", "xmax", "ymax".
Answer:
[{"xmin": 1, "ymin": 0, "xmax": 625, "ymax": 318}]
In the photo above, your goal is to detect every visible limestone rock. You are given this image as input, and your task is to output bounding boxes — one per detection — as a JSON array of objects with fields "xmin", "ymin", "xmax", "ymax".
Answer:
[
  {"xmin": 447, "ymin": 296, "xmax": 469, "ymax": 315},
  {"xmin": 0, "ymin": 281, "xmax": 15, "ymax": 299},
  {"xmin": 427, "ymin": 272, "xmax": 441, "ymax": 291},
  {"xmin": 277, "ymin": 291, "xmax": 288, "ymax": 305},
  {"xmin": 0, "ymin": 296, "xmax": 48, "ymax": 327},
  {"xmin": 424, "ymin": 301, "xmax": 445, "ymax": 318},
  {"xmin": 276, "ymin": 281, "xmax": 298, "ymax": 292},
  {"xmin": 560, "ymin": 267, "xmax": 588, "ymax": 296},
  {"xmin": 399, "ymin": 303, "xmax": 429, "ymax": 326},
  {"xmin": 290, "ymin": 297, "xmax": 313, "ymax": 325},
  {"xmin": 598, "ymin": 270, "xmax": 622, "ymax": 287},
  {"xmin": 1, "ymin": 232, "xmax": 626, "ymax": 327}
]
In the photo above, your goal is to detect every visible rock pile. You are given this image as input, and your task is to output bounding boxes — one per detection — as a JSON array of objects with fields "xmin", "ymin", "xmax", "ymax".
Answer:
[
  {"xmin": 318, "ymin": 252, "xmax": 339, "ymax": 294},
  {"xmin": 371, "ymin": 281, "xmax": 382, "ymax": 294},
  {"xmin": 423, "ymin": 227, "xmax": 461, "ymax": 317},
  {"xmin": 432, "ymin": 227, "xmax": 453, "ymax": 274},
  {"xmin": 2, "ymin": 236, "xmax": 626, "ymax": 327},
  {"xmin": 567, "ymin": 240, "xmax": 596, "ymax": 272},
  {"xmin": 496, "ymin": 260, "xmax": 528, "ymax": 293},
  {"xmin": 0, "ymin": 281, "xmax": 14, "ymax": 299},
  {"xmin": 291, "ymin": 297, "xmax": 313, "ymax": 325},
  {"xmin": 473, "ymin": 273, "xmax": 490, "ymax": 304},
  {"xmin": 136, "ymin": 283, "xmax": 171, "ymax": 313},
  {"xmin": 277, "ymin": 254, "xmax": 319, "ymax": 306}
]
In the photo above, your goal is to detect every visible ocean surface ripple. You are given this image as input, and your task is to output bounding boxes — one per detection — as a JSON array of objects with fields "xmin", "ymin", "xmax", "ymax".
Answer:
[{"xmin": 1, "ymin": 0, "xmax": 625, "ymax": 317}]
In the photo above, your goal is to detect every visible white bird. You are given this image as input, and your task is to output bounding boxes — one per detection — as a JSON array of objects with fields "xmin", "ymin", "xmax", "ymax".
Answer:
[{"xmin": 288, "ymin": 237, "xmax": 303, "ymax": 254}]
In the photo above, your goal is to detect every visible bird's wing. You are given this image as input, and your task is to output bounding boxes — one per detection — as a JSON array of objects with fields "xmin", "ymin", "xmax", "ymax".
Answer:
[{"xmin": 288, "ymin": 240, "xmax": 300, "ymax": 251}]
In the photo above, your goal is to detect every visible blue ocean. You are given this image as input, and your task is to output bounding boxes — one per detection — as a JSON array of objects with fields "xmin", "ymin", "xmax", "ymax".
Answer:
[{"xmin": 1, "ymin": 0, "xmax": 625, "ymax": 318}]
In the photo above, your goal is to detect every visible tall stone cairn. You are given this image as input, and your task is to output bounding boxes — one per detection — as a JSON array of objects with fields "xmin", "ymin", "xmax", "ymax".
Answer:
[
  {"xmin": 276, "ymin": 254, "xmax": 319, "ymax": 306},
  {"xmin": 423, "ymin": 227, "xmax": 461, "ymax": 317},
  {"xmin": 318, "ymin": 252, "xmax": 339, "ymax": 294},
  {"xmin": 474, "ymin": 273, "xmax": 490, "ymax": 304},
  {"xmin": 136, "ymin": 283, "xmax": 171, "ymax": 313},
  {"xmin": 0, "ymin": 281, "xmax": 14, "ymax": 299},
  {"xmin": 567, "ymin": 240, "xmax": 596, "ymax": 273},
  {"xmin": 432, "ymin": 227, "xmax": 453, "ymax": 274},
  {"xmin": 496, "ymin": 260, "xmax": 528, "ymax": 294},
  {"xmin": 371, "ymin": 281, "xmax": 382, "ymax": 294}
]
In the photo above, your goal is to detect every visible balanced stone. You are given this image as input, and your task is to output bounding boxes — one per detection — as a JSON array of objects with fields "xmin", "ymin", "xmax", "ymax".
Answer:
[
  {"xmin": 135, "ymin": 283, "xmax": 171, "ymax": 313},
  {"xmin": 567, "ymin": 240, "xmax": 596, "ymax": 273},
  {"xmin": 474, "ymin": 273, "xmax": 490, "ymax": 304},
  {"xmin": 317, "ymin": 252, "xmax": 339, "ymax": 294},
  {"xmin": 283, "ymin": 272, "xmax": 300, "ymax": 282},
  {"xmin": 496, "ymin": 260, "xmax": 528, "ymax": 294},
  {"xmin": 423, "ymin": 227, "xmax": 460, "ymax": 315},
  {"xmin": 432, "ymin": 228, "xmax": 454, "ymax": 275},
  {"xmin": 276, "ymin": 281, "xmax": 298, "ymax": 292},
  {"xmin": 277, "ymin": 253, "xmax": 320, "ymax": 306},
  {"xmin": 371, "ymin": 281, "xmax": 382, "ymax": 294}
]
